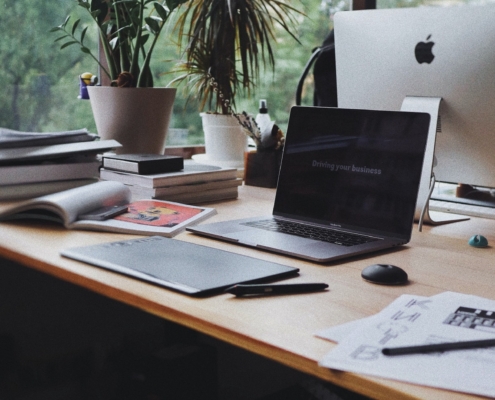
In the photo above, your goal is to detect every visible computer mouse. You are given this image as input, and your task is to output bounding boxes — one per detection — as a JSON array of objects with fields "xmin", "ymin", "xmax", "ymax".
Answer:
[{"xmin": 361, "ymin": 264, "xmax": 408, "ymax": 285}]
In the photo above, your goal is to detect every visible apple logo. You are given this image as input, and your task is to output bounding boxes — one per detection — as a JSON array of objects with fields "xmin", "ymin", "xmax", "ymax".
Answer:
[{"xmin": 415, "ymin": 35, "xmax": 435, "ymax": 64}]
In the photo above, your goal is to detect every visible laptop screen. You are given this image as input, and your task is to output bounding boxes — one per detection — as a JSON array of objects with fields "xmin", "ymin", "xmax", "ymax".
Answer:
[{"xmin": 273, "ymin": 107, "xmax": 430, "ymax": 238}]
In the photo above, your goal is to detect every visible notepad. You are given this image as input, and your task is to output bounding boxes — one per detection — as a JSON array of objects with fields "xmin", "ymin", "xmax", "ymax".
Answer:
[{"xmin": 61, "ymin": 236, "xmax": 299, "ymax": 296}]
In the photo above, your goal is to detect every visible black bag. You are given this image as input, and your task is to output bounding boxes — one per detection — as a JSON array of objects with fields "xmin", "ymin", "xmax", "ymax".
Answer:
[{"xmin": 295, "ymin": 30, "xmax": 337, "ymax": 107}]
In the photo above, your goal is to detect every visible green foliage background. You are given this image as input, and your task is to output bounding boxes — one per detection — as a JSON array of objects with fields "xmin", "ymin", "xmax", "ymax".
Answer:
[
  {"xmin": 0, "ymin": 0, "xmax": 340, "ymax": 144},
  {"xmin": 3, "ymin": 0, "xmax": 454, "ymax": 145}
]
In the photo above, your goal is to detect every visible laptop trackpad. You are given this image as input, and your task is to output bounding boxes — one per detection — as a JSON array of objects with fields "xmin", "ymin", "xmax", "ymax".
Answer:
[{"xmin": 225, "ymin": 229, "xmax": 314, "ymax": 248}]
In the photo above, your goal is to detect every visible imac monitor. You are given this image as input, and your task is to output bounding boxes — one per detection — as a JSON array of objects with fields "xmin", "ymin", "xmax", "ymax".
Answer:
[{"xmin": 334, "ymin": 5, "xmax": 495, "ymax": 205}]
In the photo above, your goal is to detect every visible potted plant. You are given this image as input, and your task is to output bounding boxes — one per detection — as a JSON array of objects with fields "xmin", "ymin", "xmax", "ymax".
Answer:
[
  {"xmin": 172, "ymin": 0, "xmax": 301, "ymax": 166},
  {"xmin": 51, "ymin": 0, "xmax": 188, "ymax": 154}
]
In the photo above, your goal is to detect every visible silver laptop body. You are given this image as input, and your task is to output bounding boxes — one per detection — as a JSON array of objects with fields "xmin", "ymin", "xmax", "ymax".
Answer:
[{"xmin": 187, "ymin": 107, "xmax": 430, "ymax": 262}]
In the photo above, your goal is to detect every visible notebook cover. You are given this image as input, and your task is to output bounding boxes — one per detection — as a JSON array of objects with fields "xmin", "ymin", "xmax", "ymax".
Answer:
[
  {"xmin": 61, "ymin": 236, "xmax": 299, "ymax": 296},
  {"xmin": 102, "ymin": 154, "xmax": 184, "ymax": 174}
]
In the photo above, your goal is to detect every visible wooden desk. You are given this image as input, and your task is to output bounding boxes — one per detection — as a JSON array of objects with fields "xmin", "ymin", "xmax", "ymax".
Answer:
[{"xmin": 0, "ymin": 185, "xmax": 494, "ymax": 400}]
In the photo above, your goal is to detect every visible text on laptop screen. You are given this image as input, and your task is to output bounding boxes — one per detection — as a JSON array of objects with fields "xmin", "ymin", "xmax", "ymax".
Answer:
[{"xmin": 273, "ymin": 107, "xmax": 429, "ymax": 238}]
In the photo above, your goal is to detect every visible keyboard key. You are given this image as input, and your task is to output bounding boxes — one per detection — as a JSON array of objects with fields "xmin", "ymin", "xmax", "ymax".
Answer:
[{"xmin": 242, "ymin": 219, "xmax": 378, "ymax": 247}]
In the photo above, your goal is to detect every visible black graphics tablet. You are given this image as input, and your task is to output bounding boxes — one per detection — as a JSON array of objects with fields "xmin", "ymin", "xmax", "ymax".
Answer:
[{"xmin": 61, "ymin": 236, "xmax": 299, "ymax": 296}]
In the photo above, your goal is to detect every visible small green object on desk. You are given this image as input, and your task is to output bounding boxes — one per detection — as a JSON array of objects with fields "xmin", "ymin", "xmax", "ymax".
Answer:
[{"xmin": 468, "ymin": 234, "xmax": 489, "ymax": 248}]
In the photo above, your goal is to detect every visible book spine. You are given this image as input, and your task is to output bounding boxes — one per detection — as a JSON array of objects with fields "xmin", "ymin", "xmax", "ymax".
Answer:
[
  {"xmin": 103, "ymin": 159, "xmax": 139, "ymax": 173},
  {"xmin": 100, "ymin": 168, "xmax": 238, "ymax": 188},
  {"xmin": 127, "ymin": 178, "xmax": 241, "ymax": 198},
  {"xmin": 154, "ymin": 187, "xmax": 239, "ymax": 204},
  {"xmin": 0, "ymin": 161, "xmax": 100, "ymax": 185},
  {"xmin": 103, "ymin": 156, "xmax": 184, "ymax": 174}
]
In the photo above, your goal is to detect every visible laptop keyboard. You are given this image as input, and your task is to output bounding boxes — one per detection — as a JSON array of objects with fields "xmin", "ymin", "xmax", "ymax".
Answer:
[{"xmin": 242, "ymin": 219, "xmax": 379, "ymax": 247}]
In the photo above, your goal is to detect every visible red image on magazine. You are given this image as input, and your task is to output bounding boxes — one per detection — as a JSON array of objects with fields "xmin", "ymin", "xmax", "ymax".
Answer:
[{"xmin": 114, "ymin": 200, "xmax": 204, "ymax": 228}]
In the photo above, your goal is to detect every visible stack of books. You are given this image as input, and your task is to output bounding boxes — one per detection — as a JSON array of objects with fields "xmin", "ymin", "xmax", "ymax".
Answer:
[
  {"xmin": 100, "ymin": 159, "xmax": 242, "ymax": 204},
  {"xmin": 0, "ymin": 128, "xmax": 121, "ymax": 201}
]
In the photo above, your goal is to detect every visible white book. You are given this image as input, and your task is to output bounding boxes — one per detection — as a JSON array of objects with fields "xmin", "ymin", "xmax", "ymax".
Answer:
[
  {"xmin": 125, "ymin": 178, "xmax": 242, "ymax": 198},
  {"xmin": 174, "ymin": 187, "xmax": 238, "ymax": 204},
  {"xmin": 100, "ymin": 160, "xmax": 238, "ymax": 188},
  {"xmin": 0, "ymin": 139, "xmax": 121, "ymax": 163},
  {"xmin": 0, "ymin": 179, "xmax": 99, "ymax": 201},
  {"xmin": 151, "ymin": 187, "xmax": 239, "ymax": 205},
  {"xmin": 0, "ymin": 128, "xmax": 95, "ymax": 148},
  {"xmin": 0, "ymin": 159, "xmax": 100, "ymax": 185},
  {"xmin": 0, "ymin": 181, "xmax": 216, "ymax": 237}
]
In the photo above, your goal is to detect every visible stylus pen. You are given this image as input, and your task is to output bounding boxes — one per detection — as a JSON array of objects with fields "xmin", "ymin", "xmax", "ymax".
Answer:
[
  {"xmin": 225, "ymin": 283, "xmax": 328, "ymax": 296},
  {"xmin": 382, "ymin": 338, "xmax": 495, "ymax": 356}
]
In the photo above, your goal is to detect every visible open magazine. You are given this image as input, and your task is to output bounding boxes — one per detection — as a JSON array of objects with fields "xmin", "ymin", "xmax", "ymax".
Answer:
[{"xmin": 0, "ymin": 181, "xmax": 216, "ymax": 237}]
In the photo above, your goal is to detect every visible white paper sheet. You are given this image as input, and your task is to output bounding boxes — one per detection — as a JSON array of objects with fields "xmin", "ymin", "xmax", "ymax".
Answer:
[
  {"xmin": 316, "ymin": 316, "xmax": 373, "ymax": 343},
  {"xmin": 316, "ymin": 294, "xmax": 434, "ymax": 343},
  {"xmin": 319, "ymin": 292, "xmax": 495, "ymax": 397}
]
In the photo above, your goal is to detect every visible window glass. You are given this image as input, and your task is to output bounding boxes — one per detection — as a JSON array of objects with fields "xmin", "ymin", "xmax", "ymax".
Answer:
[
  {"xmin": 3, "ymin": 1, "xmax": 349, "ymax": 146},
  {"xmin": 1, "ymin": 1, "xmax": 97, "ymax": 133},
  {"xmin": 5, "ymin": 1, "xmax": 493, "ymax": 146},
  {"xmin": 0, "ymin": 0, "xmax": 349, "ymax": 144},
  {"xmin": 235, "ymin": 0, "xmax": 350, "ymax": 134}
]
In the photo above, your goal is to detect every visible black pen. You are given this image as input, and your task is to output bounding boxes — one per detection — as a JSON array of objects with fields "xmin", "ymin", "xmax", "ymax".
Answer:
[
  {"xmin": 382, "ymin": 338, "xmax": 495, "ymax": 356},
  {"xmin": 225, "ymin": 283, "xmax": 328, "ymax": 296}
]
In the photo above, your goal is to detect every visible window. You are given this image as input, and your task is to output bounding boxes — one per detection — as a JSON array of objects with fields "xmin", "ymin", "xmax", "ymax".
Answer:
[{"xmin": 7, "ymin": 0, "xmax": 480, "ymax": 147}]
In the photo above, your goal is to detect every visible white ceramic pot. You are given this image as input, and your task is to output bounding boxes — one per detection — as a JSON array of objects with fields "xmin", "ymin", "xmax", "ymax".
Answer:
[
  {"xmin": 87, "ymin": 86, "xmax": 176, "ymax": 154},
  {"xmin": 200, "ymin": 113, "xmax": 248, "ymax": 163}
]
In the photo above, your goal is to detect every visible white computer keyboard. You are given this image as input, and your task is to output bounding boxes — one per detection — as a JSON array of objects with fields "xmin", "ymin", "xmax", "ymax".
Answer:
[{"xmin": 429, "ymin": 199, "xmax": 495, "ymax": 219}]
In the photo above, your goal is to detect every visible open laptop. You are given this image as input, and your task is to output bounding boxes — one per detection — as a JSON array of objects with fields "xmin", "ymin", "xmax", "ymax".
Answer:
[{"xmin": 187, "ymin": 106, "xmax": 430, "ymax": 262}]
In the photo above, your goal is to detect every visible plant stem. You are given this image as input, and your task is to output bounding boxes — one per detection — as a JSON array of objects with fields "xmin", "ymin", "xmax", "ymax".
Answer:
[
  {"xmin": 130, "ymin": 0, "xmax": 145, "ymax": 85},
  {"xmin": 137, "ymin": 15, "xmax": 164, "ymax": 87},
  {"xmin": 97, "ymin": 28, "xmax": 118, "ymax": 80}
]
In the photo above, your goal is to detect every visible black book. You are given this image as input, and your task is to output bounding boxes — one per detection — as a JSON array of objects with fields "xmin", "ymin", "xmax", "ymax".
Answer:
[{"xmin": 102, "ymin": 154, "xmax": 184, "ymax": 174}]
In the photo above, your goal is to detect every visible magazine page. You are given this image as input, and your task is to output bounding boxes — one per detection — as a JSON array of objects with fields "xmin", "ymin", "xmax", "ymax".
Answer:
[
  {"xmin": 71, "ymin": 199, "xmax": 217, "ymax": 237},
  {"xmin": 0, "ymin": 181, "xmax": 131, "ymax": 226}
]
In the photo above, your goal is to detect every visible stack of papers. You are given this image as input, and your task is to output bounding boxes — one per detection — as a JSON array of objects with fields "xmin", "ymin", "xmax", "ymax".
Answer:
[{"xmin": 317, "ymin": 292, "xmax": 495, "ymax": 397}]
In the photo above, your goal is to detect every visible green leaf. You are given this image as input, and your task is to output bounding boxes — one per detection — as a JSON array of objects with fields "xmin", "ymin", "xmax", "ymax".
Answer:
[
  {"xmin": 137, "ymin": 34, "xmax": 150, "ymax": 47},
  {"xmin": 145, "ymin": 17, "xmax": 160, "ymax": 34},
  {"xmin": 80, "ymin": 26, "xmax": 89, "ymax": 44},
  {"xmin": 77, "ymin": 0, "xmax": 90, "ymax": 9},
  {"xmin": 81, "ymin": 46, "xmax": 91, "ymax": 54},
  {"xmin": 49, "ymin": 27, "xmax": 62, "ymax": 33},
  {"xmin": 154, "ymin": 2, "xmax": 169, "ymax": 20},
  {"xmin": 166, "ymin": 0, "xmax": 188, "ymax": 11},
  {"xmin": 91, "ymin": 0, "xmax": 108, "ymax": 25},
  {"xmin": 60, "ymin": 41, "xmax": 78, "ymax": 50},
  {"xmin": 113, "ymin": 0, "xmax": 140, "ymax": 5},
  {"xmin": 54, "ymin": 35, "xmax": 69, "ymax": 43},
  {"xmin": 62, "ymin": 15, "xmax": 71, "ymax": 28},
  {"xmin": 109, "ymin": 37, "xmax": 119, "ymax": 50},
  {"xmin": 101, "ymin": 20, "xmax": 111, "ymax": 34},
  {"xmin": 71, "ymin": 19, "xmax": 81, "ymax": 36}
]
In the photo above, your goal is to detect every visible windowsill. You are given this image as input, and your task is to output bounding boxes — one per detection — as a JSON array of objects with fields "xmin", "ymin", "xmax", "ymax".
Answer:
[{"xmin": 164, "ymin": 145, "xmax": 205, "ymax": 159}]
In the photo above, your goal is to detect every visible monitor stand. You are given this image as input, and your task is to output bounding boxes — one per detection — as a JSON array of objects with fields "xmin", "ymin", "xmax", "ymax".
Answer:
[{"xmin": 400, "ymin": 96, "xmax": 469, "ymax": 231}]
